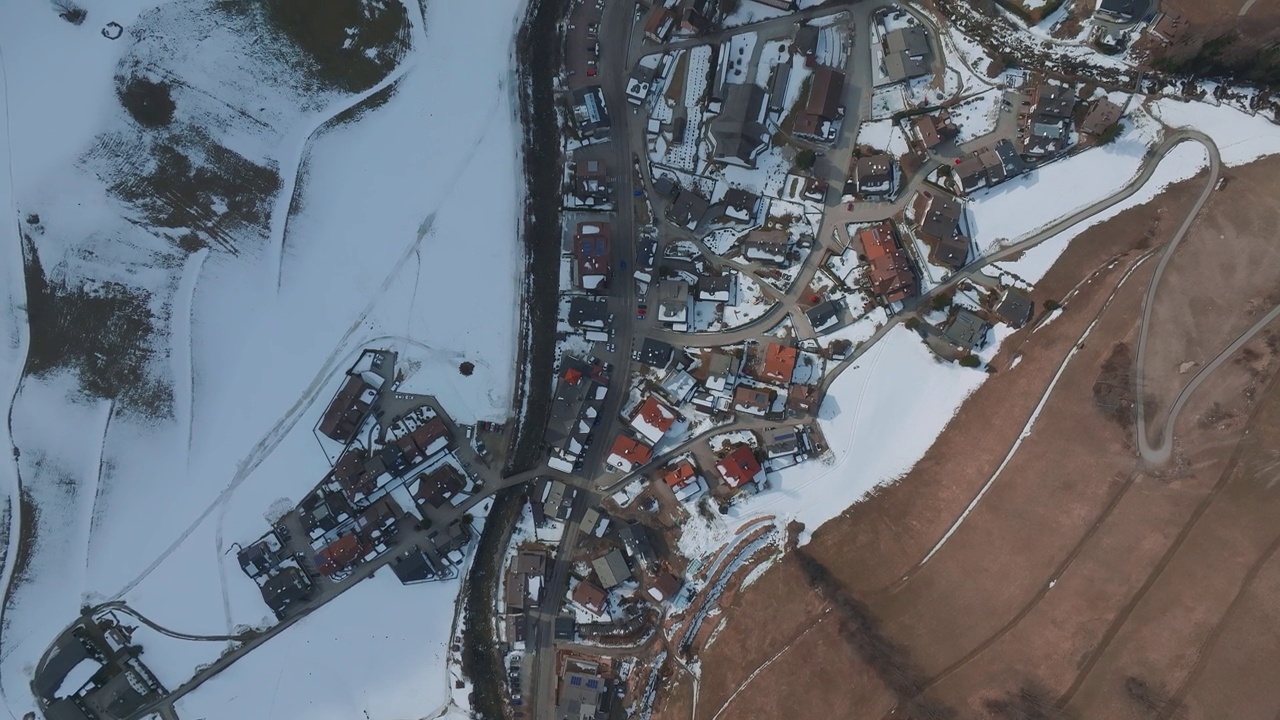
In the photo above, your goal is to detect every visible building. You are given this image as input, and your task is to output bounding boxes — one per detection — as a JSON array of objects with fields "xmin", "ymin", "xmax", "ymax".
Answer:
[
  {"xmin": 559, "ymin": 667, "xmax": 610, "ymax": 720},
  {"xmin": 858, "ymin": 222, "xmax": 915, "ymax": 303},
  {"xmin": 943, "ymin": 309, "xmax": 990, "ymax": 351},
  {"xmin": 762, "ymin": 425, "xmax": 800, "ymax": 457},
  {"xmin": 710, "ymin": 82, "xmax": 770, "ymax": 166},
  {"xmin": 262, "ymin": 566, "xmax": 314, "ymax": 617},
  {"xmin": 318, "ymin": 375, "xmax": 373, "ymax": 443},
  {"xmin": 647, "ymin": 572, "xmax": 684, "ymax": 603},
  {"xmin": 1150, "ymin": 12, "xmax": 1187, "ymax": 44},
  {"xmin": 806, "ymin": 298, "xmax": 844, "ymax": 334},
  {"xmin": 390, "ymin": 545, "xmax": 437, "ymax": 584},
  {"xmin": 605, "ymin": 433, "xmax": 653, "ymax": 473},
  {"xmin": 573, "ymin": 579, "xmax": 608, "ymax": 615},
  {"xmin": 573, "ymin": 157, "xmax": 610, "ymax": 206},
  {"xmin": 795, "ymin": 66, "xmax": 846, "ymax": 138},
  {"xmin": 643, "ymin": 7, "xmax": 675, "ymax": 42},
  {"xmin": 636, "ymin": 337, "xmax": 675, "ymax": 368},
  {"xmin": 1021, "ymin": 83, "xmax": 1076, "ymax": 159},
  {"xmin": 666, "ymin": 187, "xmax": 710, "ymax": 230},
  {"xmin": 995, "ymin": 288, "xmax": 1034, "ymax": 328},
  {"xmin": 629, "ymin": 396, "xmax": 679, "ymax": 444},
  {"xmin": 617, "ymin": 521, "xmax": 658, "ymax": 571},
  {"xmin": 1095, "ymin": 0, "xmax": 1139, "ymax": 22},
  {"xmin": 568, "ymin": 297, "xmax": 610, "ymax": 330},
  {"xmin": 794, "ymin": 24, "xmax": 819, "ymax": 59},
  {"xmin": 759, "ymin": 342, "xmax": 798, "ymax": 384},
  {"xmin": 787, "ymin": 384, "xmax": 819, "ymax": 416},
  {"xmin": 1031, "ymin": 83, "xmax": 1076, "ymax": 119},
  {"xmin": 573, "ymin": 222, "xmax": 611, "ymax": 291},
  {"xmin": 697, "ymin": 273, "xmax": 734, "ymax": 303},
  {"xmin": 412, "ymin": 463, "xmax": 466, "ymax": 508},
  {"xmin": 657, "ymin": 279, "xmax": 691, "ymax": 325},
  {"xmin": 719, "ymin": 187, "xmax": 760, "ymax": 223},
  {"xmin": 733, "ymin": 385, "xmax": 776, "ymax": 415},
  {"xmin": 1080, "ymin": 98, "xmax": 1123, "ymax": 136},
  {"xmin": 592, "ymin": 548, "xmax": 632, "ymax": 588},
  {"xmin": 743, "ymin": 227, "xmax": 792, "ymax": 266},
  {"xmin": 911, "ymin": 190, "xmax": 969, "ymax": 270},
  {"xmin": 572, "ymin": 86, "xmax": 611, "ymax": 141},
  {"xmin": 912, "ymin": 112, "xmax": 957, "ymax": 149},
  {"xmin": 715, "ymin": 445, "xmax": 764, "ymax": 488},
  {"xmin": 884, "ymin": 26, "xmax": 931, "ymax": 83},
  {"xmin": 855, "ymin": 153, "xmax": 896, "ymax": 197}
]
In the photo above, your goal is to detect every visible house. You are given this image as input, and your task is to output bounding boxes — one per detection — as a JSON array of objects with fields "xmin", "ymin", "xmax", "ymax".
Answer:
[
  {"xmin": 573, "ymin": 579, "xmax": 608, "ymax": 615},
  {"xmin": 716, "ymin": 445, "xmax": 764, "ymax": 488},
  {"xmin": 261, "ymin": 566, "xmax": 314, "ymax": 617},
  {"xmin": 629, "ymin": 396, "xmax": 679, "ymax": 444},
  {"xmin": 1080, "ymin": 98, "xmax": 1123, "ymax": 136},
  {"xmin": 767, "ymin": 61, "xmax": 792, "ymax": 112},
  {"xmin": 573, "ymin": 157, "xmax": 610, "ymax": 206},
  {"xmin": 605, "ymin": 433, "xmax": 653, "ymax": 473},
  {"xmin": 390, "ymin": 545, "xmax": 437, "ymax": 585},
  {"xmin": 568, "ymin": 297, "xmax": 610, "ymax": 329},
  {"xmin": 667, "ymin": 188, "xmax": 711, "ymax": 230},
  {"xmin": 592, "ymin": 548, "xmax": 632, "ymax": 589},
  {"xmin": 720, "ymin": 187, "xmax": 760, "ymax": 223},
  {"xmin": 661, "ymin": 460, "xmax": 698, "ymax": 489},
  {"xmin": 660, "ymin": 368, "xmax": 698, "ymax": 404},
  {"xmin": 855, "ymin": 153, "xmax": 896, "ymax": 197},
  {"xmin": 1021, "ymin": 83, "xmax": 1076, "ymax": 159},
  {"xmin": 953, "ymin": 154, "xmax": 988, "ymax": 194},
  {"xmin": 995, "ymin": 288, "xmax": 1034, "ymax": 328},
  {"xmin": 760, "ymin": 342, "xmax": 798, "ymax": 384},
  {"xmin": 977, "ymin": 146, "xmax": 1007, "ymax": 184},
  {"xmin": 795, "ymin": 66, "xmax": 846, "ymax": 138},
  {"xmin": 618, "ymin": 521, "xmax": 658, "ymax": 570},
  {"xmin": 911, "ymin": 190, "xmax": 969, "ymax": 270},
  {"xmin": 733, "ymin": 385, "xmax": 776, "ymax": 415},
  {"xmin": 637, "ymin": 337, "xmax": 675, "ymax": 368},
  {"xmin": 573, "ymin": 222, "xmax": 611, "ymax": 291},
  {"xmin": 943, "ymin": 309, "xmax": 990, "ymax": 351},
  {"xmin": 912, "ymin": 112, "xmax": 957, "ymax": 149},
  {"xmin": 329, "ymin": 447, "xmax": 374, "ymax": 501},
  {"xmin": 787, "ymin": 384, "xmax": 819, "ymax": 416},
  {"xmin": 647, "ymin": 572, "xmax": 684, "ymax": 603},
  {"xmin": 794, "ymin": 25, "xmax": 819, "ymax": 59},
  {"xmin": 806, "ymin": 299, "xmax": 844, "ymax": 334},
  {"xmin": 643, "ymin": 7, "xmax": 675, "ymax": 42},
  {"xmin": 762, "ymin": 426, "xmax": 800, "ymax": 457},
  {"xmin": 559, "ymin": 668, "xmax": 609, "ymax": 720},
  {"xmin": 395, "ymin": 416, "xmax": 450, "ymax": 467},
  {"xmin": 697, "ymin": 273, "xmax": 734, "ymax": 302},
  {"xmin": 315, "ymin": 534, "xmax": 364, "ymax": 575},
  {"xmin": 743, "ymin": 228, "xmax": 792, "ymax": 266},
  {"xmin": 884, "ymin": 26, "xmax": 931, "ymax": 83},
  {"xmin": 710, "ymin": 83, "xmax": 770, "ymax": 167},
  {"xmin": 318, "ymin": 375, "xmax": 373, "ymax": 443},
  {"xmin": 1095, "ymin": 0, "xmax": 1139, "ymax": 22},
  {"xmin": 657, "ymin": 279, "xmax": 691, "ymax": 324},
  {"xmin": 702, "ymin": 350, "xmax": 741, "ymax": 392},
  {"xmin": 412, "ymin": 463, "xmax": 466, "ymax": 508},
  {"xmin": 678, "ymin": 6, "xmax": 712, "ymax": 35},
  {"xmin": 1150, "ymin": 12, "xmax": 1187, "ymax": 44},
  {"xmin": 858, "ymin": 222, "xmax": 916, "ymax": 303}
]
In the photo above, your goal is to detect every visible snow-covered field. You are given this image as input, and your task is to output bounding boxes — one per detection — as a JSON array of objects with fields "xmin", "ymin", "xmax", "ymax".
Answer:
[{"xmin": 0, "ymin": 0, "xmax": 526, "ymax": 718}]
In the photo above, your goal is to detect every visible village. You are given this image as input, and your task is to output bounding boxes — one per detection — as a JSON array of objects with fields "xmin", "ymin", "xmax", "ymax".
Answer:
[{"xmin": 21, "ymin": 0, "xmax": 1244, "ymax": 718}]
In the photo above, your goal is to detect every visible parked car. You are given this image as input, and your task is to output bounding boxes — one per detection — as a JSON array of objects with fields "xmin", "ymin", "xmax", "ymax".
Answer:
[{"xmin": 605, "ymin": 342, "xmax": 616, "ymax": 353}]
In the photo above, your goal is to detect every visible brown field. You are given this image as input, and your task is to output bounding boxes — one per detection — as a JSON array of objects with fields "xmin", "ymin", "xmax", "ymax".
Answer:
[
  {"xmin": 654, "ymin": 155, "xmax": 1280, "ymax": 720},
  {"xmin": 1160, "ymin": 0, "xmax": 1280, "ymax": 45},
  {"xmin": 1139, "ymin": 159, "xmax": 1280, "ymax": 446}
]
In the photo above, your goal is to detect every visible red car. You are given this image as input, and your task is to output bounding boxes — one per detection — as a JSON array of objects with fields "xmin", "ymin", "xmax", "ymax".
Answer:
[{"xmin": 586, "ymin": 67, "xmax": 597, "ymax": 77}]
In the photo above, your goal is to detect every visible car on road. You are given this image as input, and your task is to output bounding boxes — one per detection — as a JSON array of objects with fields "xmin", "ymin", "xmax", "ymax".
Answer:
[
  {"xmin": 620, "ymin": 259, "xmax": 627, "ymax": 269},
  {"xmin": 587, "ymin": 22, "xmax": 598, "ymax": 37},
  {"xmin": 846, "ymin": 201, "xmax": 853, "ymax": 210}
]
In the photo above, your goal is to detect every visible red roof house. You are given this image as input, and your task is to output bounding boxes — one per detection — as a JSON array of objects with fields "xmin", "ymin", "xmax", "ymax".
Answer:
[
  {"xmin": 715, "ymin": 445, "xmax": 763, "ymax": 488},
  {"xmin": 760, "ymin": 342, "xmax": 798, "ymax": 385},
  {"xmin": 606, "ymin": 434, "xmax": 653, "ymax": 473}
]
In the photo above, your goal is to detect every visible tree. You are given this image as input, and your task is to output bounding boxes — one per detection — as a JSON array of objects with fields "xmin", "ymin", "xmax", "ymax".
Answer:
[
  {"xmin": 52, "ymin": 0, "xmax": 87, "ymax": 25},
  {"xmin": 1097, "ymin": 121, "xmax": 1124, "ymax": 145},
  {"xmin": 794, "ymin": 148, "xmax": 817, "ymax": 171},
  {"xmin": 932, "ymin": 293, "xmax": 953, "ymax": 312},
  {"xmin": 1043, "ymin": 298, "xmax": 1061, "ymax": 312},
  {"xmin": 719, "ymin": 0, "xmax": 742, "ymax": 18},
  {"xmin": 904, "ymin": 316, "xmax": 922, "ymax": 331}
]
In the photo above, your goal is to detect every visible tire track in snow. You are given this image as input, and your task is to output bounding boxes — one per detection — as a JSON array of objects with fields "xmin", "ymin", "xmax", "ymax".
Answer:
[
  {"xmin": 83, "ymin": 403, "xmax": 116, "ymax": 576},
  {"xmin": 117, "ymin": 16, "xmax": 510, "ymax": 602}
]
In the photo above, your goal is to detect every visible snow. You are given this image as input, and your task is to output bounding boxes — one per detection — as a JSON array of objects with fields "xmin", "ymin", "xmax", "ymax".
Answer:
[
  {"xmin": 856, "ymin": 119, "xmax": 911, "ymax": 156},
  {"xmin": 950, "ymin": 90, "xmax": 1002, "ymax": 144},
  {"xmin": 725, "ymin": 327, "xmax": 988, "ymax": 535},
  {"xmin": 174, "ymin": 572, "xmax": 464, "ymax": 720},
  {"xmin": 994, "ymin": 140, "xmax": 1209, "ymax": 283},
  {"xmin": 0, "ymin": 0, "xmax": 526, "ymax": 718},
  {"xmin": 723, "ymin": 2, "xmax": 792, "ymax": 28},
  {"xmin": 967, "ymin": 106, "xmax": 1161, "ymax": 257},
  {"xmin": 1153, "ymin": 98, "xmax": 1280, "ymax": 166},
  {"xmin": 54, "ymin": 657, "xmax": 102, "ymax": 699}
]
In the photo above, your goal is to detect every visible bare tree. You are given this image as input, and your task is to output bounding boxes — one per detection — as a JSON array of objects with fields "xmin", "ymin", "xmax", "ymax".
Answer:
[{"xmin": 51, "ymin": 0, "xmax": 87, "ymax": 25}]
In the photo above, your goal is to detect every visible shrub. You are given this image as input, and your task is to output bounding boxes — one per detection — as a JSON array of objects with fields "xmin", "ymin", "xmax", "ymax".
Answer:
[
  {"xmin": 118, "ymin": 76, "xmax": 176, "ymax": 127},
  {"xmin": 958, "ymin": 354, "xmax": 982, "ymax": 368}
]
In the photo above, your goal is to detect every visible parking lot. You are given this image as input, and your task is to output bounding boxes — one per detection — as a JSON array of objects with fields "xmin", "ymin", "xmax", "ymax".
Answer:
[{"xmin": 565, "ymin": 0, "xmax": 604, "ymax": 91}]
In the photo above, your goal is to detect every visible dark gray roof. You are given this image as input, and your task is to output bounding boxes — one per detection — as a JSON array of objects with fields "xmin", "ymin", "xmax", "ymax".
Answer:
[
  {"xmin": 944, "ymin": 309, "xmax": 989, "ymax": 351},
  {"xmin": 34, "ymin": 635, "xmax": 95, "ymax": 700},
  {"xmin": 795, "ymin": 25, "xmax": 819, "ymax": 55},
  {"xmin": 930, "ymin": 233, "xmax": 970, "ymax": 270},
  {"xmin": 886, "ymin": 26, "xmax": 930, "ymax": 57},
  {"xmin": 638, "ymin": 338, "xmax": 675, "ymax": 368},
  {"xmin": 390, "ymin": 546, "xmax": 435, "ymax": 584},
  {"xmin": 568, "ymin": 297, "xmax": 610, "ymax": 329},
  {"xmin": 592, "ymin": 549, "xmax": 633, "ymax": 588},
  {"xmin": 806, "ymin": 299, "xmax": 843, "ymax": 334},
  {"xmin": 1097, "ymin": 0, "xmax": 1139, "ymax": 18},
  {"xmin": 710, "ymin": 83, "xmax": 769, "ymax": 166},
  {"xmin": 995, "ymin": 288, "xmax": 1034, "ymax": 328}
]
